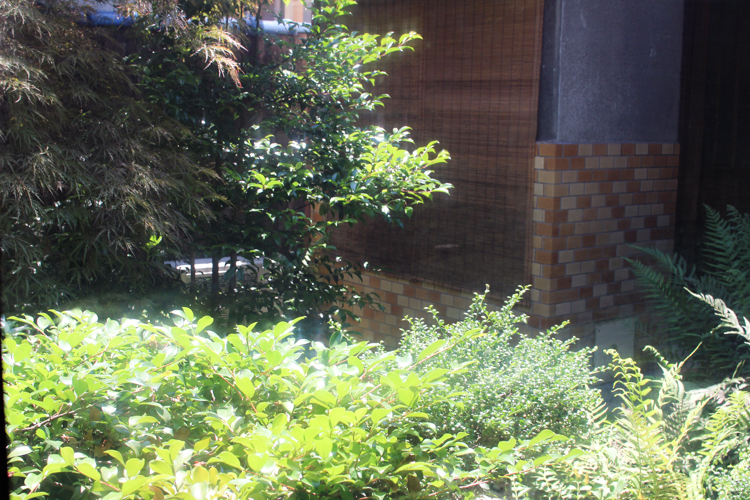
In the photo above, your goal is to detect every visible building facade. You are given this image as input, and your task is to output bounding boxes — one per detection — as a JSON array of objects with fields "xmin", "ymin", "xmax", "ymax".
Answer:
[{"xmin": 333, "ymin": 0, "xmax": 692, "ymax": 357}]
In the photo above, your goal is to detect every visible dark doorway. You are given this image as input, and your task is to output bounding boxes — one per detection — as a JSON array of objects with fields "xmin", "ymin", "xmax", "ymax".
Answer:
[{"xmin": 677, "ymin": 0, "xmax": 750, "ymax": 262}]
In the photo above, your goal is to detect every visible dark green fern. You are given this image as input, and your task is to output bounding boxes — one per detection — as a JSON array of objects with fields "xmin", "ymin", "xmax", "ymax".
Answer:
[{"xmin": 627, "ymin": 205, "xmax": 750, "ymax": 379}]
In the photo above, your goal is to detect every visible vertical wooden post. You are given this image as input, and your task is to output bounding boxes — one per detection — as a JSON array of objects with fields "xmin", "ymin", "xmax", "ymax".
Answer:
[{"xmin": 190, "ymin": 250, "xmax": 196, "ymax": 297}]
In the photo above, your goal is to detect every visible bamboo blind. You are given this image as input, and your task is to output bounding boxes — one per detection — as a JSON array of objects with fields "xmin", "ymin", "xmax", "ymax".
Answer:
[{"xmin": 331, "ymin": 0, "xmax": 544, "ymax": 298}]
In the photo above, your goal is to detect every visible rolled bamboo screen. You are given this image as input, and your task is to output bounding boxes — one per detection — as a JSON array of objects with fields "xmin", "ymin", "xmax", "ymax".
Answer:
[{"xmin": 331, "ymin": 0, "xmax": 544, "ymax": 299}]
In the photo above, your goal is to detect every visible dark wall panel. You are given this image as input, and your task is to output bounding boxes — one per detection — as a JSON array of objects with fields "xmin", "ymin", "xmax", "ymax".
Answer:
[{"xmin": 677, "ymin": 0, "xmax": 750, "ymax": 261}]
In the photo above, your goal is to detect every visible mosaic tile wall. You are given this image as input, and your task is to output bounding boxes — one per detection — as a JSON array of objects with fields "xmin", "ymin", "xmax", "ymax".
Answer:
[
  {"xmin": 340, "ymin": 142, "xmax": 679, "ymax": 347},
  {"xmin": 528, "ymin": 142, "xmax": 679, "ymax": 343}
]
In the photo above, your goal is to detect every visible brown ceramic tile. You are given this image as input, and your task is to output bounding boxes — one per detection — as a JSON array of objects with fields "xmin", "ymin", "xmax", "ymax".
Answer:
[
  {"xmin": 578, "ymin": 170, "xmax": 593, "ymax": 182},
  {"xmin": 544, "ymin": 264, "xmax": 567, "ymax": 279},
  {"xmin": 560, "ymin": 223, "xmax": 576, "ymax": 236},
  {"xmin": 537, "ymin": 196, "xmax": 560, "ymax": 211},
  {"xmin": 538, "ymin": 143, "xmax": 563, "ymax": 157},
  {"xmin": 606, "ymin": 170, "xmax": 621, "ymax": 181},
  {"xmin": 534, "ymin": 250, "xmax": 558, "ymax": 266},
  {"xmin": 567, "ymin": 236, "xmax": 582, "ymax": 249},
  {"xmin": 593, "ymin": 144, "xmax": 608, "ymax": 156},
  {"xmin": 574, "ymin": 248, "xmax": 590, "ymax": 261},
  {"xmin": 627, "ymin": 156, "xmax": 642, "ymax": 168},
  {"xmin": 576, "ymin": 196, "xmax": 592, "ymax": 208},
  {"xmin": 555, "ymin": 276, "xmax": 573, "ymax": 291},
  {"xmin": 545, "ymin": 184, "xmax": 570, "ymax": 197},
  {"xmin": 621, "ymin": 143, "xmax": 636, "ymax": 155},
  {"xmin": 546, "ymin": 157, "xmax": 572, "ymax": 170},
  {"xmin": 620, "ymin": 169, "xmax": 635, "ymax": 180},
  {"xmin": 545, "ymin": 210, "xmax": 569, "ymax": 224},
  {"xmin": 543, "ymin": 237, "xmax": 567, "ymax": 252}
]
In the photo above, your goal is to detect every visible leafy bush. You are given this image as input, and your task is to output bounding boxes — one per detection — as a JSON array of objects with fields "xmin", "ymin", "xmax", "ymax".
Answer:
[
  {"xmin": 628, "ymin": 205, "xmax": 750, "ymax": 378},
  {"xmin": 374, "ymin": 287, "xmax": 602, "ymax": 446},
  {"xmin": 4, "ymin": 308, "xmax": 576, "ymax": 500}
]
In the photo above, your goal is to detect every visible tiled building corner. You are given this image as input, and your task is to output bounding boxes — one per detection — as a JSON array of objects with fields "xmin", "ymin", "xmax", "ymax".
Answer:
[
  {"xmin": 529, "ymin": 142, "xmax": 679, "ymax": 345},
  {"xmin": 334, "ymin": 143, "xmax": 679, "ymax": 350}
]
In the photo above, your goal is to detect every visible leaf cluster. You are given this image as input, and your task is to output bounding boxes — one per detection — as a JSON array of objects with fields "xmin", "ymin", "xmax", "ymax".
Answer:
[
  {"xmin": 0, "ymin": 0, "xmax": 214, "ymax": 311},
  {"xmin": 4, "ymin": 307, "xmax": 574, "ymax": 500}
]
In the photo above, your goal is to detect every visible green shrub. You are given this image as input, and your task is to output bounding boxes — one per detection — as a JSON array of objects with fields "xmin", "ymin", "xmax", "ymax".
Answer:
[
  {"xmin": 705, "ymin": 445, "xmax": 750, "ymax": 500},
  {"xmin": 628, "ymin": 205, "xmax": 750, "ymax": 378},
  {"xmin": 374, "ymin": 287, "xmax": 603, "ymax": 446},
  {"xmin": 4, "ymin": 308, "xmax": 576, "ymax": 500}
]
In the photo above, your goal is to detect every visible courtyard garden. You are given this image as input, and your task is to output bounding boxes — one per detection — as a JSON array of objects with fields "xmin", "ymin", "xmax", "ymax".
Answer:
[{"xmin": 3, "ymin": 0, "xmax": 750, "ymax": 498}]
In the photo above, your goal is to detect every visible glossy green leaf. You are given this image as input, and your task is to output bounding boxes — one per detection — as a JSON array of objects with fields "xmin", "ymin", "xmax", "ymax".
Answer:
[
  {"xmin": 196, "ymin": 316, "xmax": 213, "ymax": 334},
  {"xmin": 60, "ymin": 447, "xmax": 75, "ymax": 467},
  {"xmin": 125, "ymin": 458, "xmax": 145, "ymax": 478},
  {"xmin": 76, "ymin": 462, "xmax": 101, "ymax": 480}
]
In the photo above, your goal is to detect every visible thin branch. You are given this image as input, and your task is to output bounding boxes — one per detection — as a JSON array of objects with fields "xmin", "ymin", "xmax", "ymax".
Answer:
[{"xmin": 18, "ymin": 408, "xmax": 77, "ymax": 434}]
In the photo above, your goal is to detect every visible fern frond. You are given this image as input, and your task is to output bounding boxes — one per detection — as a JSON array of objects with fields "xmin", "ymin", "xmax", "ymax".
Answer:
[{"xmin": 690, "ymin": 291, "xmax": 750, "ymax": 344}]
